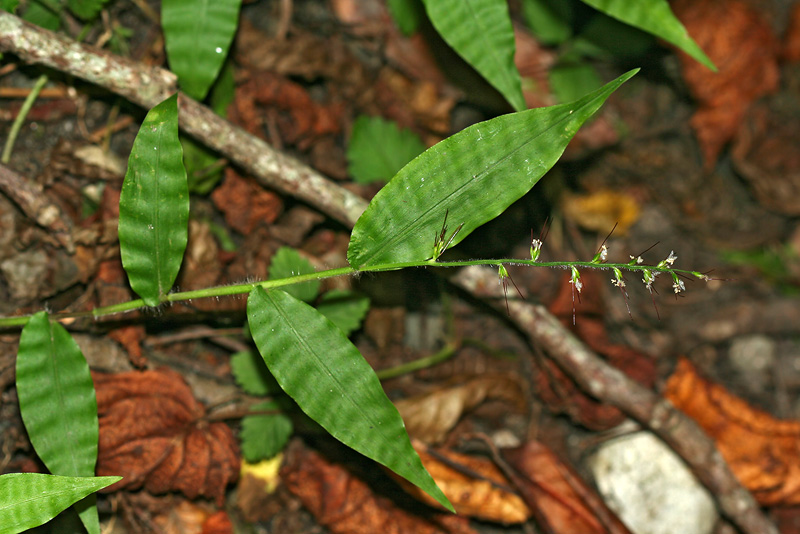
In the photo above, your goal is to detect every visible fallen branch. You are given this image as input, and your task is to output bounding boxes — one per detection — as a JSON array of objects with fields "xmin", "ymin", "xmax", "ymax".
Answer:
[
  {"xmin": 0, "ymin": 11, "xmax": 776, "ymax": 534},
  {"xmin": 0, "ymin": 12, "xmax": 367, "ymax": 227}
]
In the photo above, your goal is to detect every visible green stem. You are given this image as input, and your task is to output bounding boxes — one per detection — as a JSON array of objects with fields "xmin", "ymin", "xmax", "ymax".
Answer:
[
  {"xmin": 2, "ymin": 75, "xmax": 48, "ymax": 164},
  {"xmin": 375, "ymin": 341, "xmax": 459, "ymax": 380},
  {"xmin": 0, "ymin": 259, "xmax": 707, "ymax": 328}
]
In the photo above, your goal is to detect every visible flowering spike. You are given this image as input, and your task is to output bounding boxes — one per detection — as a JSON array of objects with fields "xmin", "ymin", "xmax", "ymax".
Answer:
[{"xmin": 569, "ymin": 266, "xmax": 583, "ymax": 293}]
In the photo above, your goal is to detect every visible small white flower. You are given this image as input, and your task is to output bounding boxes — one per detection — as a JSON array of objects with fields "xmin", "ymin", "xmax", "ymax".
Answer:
[
  {"xmin": 673, "ymin": 279, "xmax": 686, "ymax": 293},
  {"xmin": 611, "ymin": 267, "xmax": 625, "ymax": 288},
  {"xmin": 530, "ymin": 239, "xmax": 543, "ymax": 262},
  {"xmin": 569, "ymin": 266, "xmax": 583, "ymax": 293}
]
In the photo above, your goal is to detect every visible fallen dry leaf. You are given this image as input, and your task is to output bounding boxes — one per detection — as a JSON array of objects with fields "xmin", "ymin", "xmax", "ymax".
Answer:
[
  {"xmin": 731, "ymin": 95, "xmax": 800, "ymax": 215},
  {"xmin": 395, "ymin": 441, "xmax": 531, "ymax": 524},
  {"xmin": 394, "ymin": 374, "xmax": 526, "ymax": 444},
  {"xmin": 503, "ymin": 440, "xmax": 632, "ymax": 534},
  {"xmin": 665, "ymin": 358, "xmax": 800, "ymax": 506},
  {"xmin": 151, "ymin": 500, "xmax": 233, "ymax": 534},
  {"xmin": 671, "ymin": 0, "xmax": 779, "ymax": 169},
  {"xmin": 561, "ymin": 190, "xmax": 641, "ymax": 235},
  {"xmin": 783, "ymin": 2, "xmax": 800, "ymax": 62},
  {"xmin": 282, "ymin": 441, "xmax": 477, "ymax": 534},
  {"xmin": 94, "ymin": 368, "xmax": 240, "ymax": 506},
  {"xmin": 210, "ymin": 168, "xmax": 283, "ymax": 235},
  {"xmin": 543, "ymin": 272, "xmax": 656, "ymax": 430}
]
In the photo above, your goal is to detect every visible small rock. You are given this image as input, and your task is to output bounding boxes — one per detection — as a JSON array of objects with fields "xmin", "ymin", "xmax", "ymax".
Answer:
[{"xmin": 588, "ymin": 432, "xmax": 717, "ymax": 534}]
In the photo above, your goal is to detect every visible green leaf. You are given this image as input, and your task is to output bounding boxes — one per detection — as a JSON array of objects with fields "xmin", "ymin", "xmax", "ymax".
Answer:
[
  {"xmin": 521, "ymin": 0, "xmax": 573, "ymax": 45},
  {"xmin": 268, "ymin": 247, "xmax": 320, "ymax": 303},
  {"xmin": 578, "ymin": 0, "xmax": 716, "ymax": 71},
  {"xmin": 0, "ymin": 474, "xmax": 121, "ymax": 534},
  {"xmin": 119, "ymin": 94, "xmax": 189, "ymax": 307},
  {"xmin": 570, "ymin": 12, "xmax": 654, "ymax": 59},
  {"xmin": 182, "ymin": 135, "xmax": 222, "ymax": 195},
  {"xmin": 16, "ymin": 312, "xmax": 100, "ymax": 534},
  {"xmin": 230, "ymin": 350, "xmax": 280, "ymax": 396},
  {"xmin": 548, "ymin": 62, "xmax": 603, "ymax": 103},
  {"xmin": 22, "ymin": 0, "xmax": 60, "ymax": 30},
  {"xmin": 240, "ymin": 401, "xmax": 293, "ymax": 462},
  {"xmin": 162, "ymin": 0, "xmax": 242, "ymax": 101},
  {"xmin": 347, "ymin": 116, "xmax": 426, "ymax": 184},
  {"xmin": 422, "ymin": 0, "xmax": 525, "ymax": 111},
  {"xmin": 347, "ymin": 70, "xmax": 637, "ymax": 268},
  {"xmin": 247, "ymin": 287, "xmax": 452, "ymax": 511},
  {"xmin": 67, "ymin": 0, "xmax": 108, "ymax": 20},
  {"xmin": 317, "ymin": 290, "xmax": 370, "ymax": 336},
  {"xmin": 387, "ymin": 0, "xmax": 425, "ymax": 35},
  {"xmin": 1, "ymin": 0, "xmax": 20, "ymax": 13}
]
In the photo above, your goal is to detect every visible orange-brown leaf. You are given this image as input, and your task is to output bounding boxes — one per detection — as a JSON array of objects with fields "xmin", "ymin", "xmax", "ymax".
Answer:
[
  {"xmin": 94, "ymin": 368, "xmax": 240, "ymax": 506},
  {"xmin": 394, "ymin": 375, "xmax": 526, "ymax": 444},
  {"xmin": 671, "ymin": 0, "xmax": 779, "ymax": 168},
  {"xmin": 282, "ymin": 442, "xmax": 476, "ymax": 534},
  {"xmin": 665, "ymin": 358, "xmax": 800, "ymax": 506},
  {"xmin": 395, "ymin": 441, "xmax": 531, "ymax": 524},
  {"xmin": 503, "ymin": 441, "xmax": 632, "ymax": 534}
]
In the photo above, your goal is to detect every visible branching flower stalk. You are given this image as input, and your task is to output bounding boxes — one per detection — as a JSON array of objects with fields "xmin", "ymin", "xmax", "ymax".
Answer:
[{"xmin": 0, "ymin": 250, "xmax": 710, "ymax": 328}]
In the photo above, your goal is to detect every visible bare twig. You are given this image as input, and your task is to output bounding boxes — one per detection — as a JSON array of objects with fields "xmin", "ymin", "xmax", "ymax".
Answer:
[
  {"xmin": 0, "ymin": 12, "xmax": 368, "ymax": 227},
  {"xmin": 0, "ymin": 163, "xmax": 74, "ymax": 251},
  {"xmin": 452, "ymin": 265, "xmax": 776, "ymax": 534}
]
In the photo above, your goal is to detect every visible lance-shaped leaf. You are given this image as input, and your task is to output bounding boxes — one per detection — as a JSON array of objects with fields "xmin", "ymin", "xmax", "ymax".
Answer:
[
  {"xmin": 119, "ymin": 94, "xmax": 189, "ymax": 306},
  {"xmin": 348, "ymin": 70, "xmax": 637, "ymax": 268},
  {"xmin": 0, "ymin": 474, "xmax": 121, "ymax": 534},
  {"xmin": 162, "ymin": 0, "xmax": 242, "ymax": 101},
  {"xmin": 578, "ymin": 0, "xmax": 715, "ymax": 71},
  {"xmin": 16, "ymin": 311, "xmax": 101, "ymax": 534},
  {"xmin": 422, "ymin": 0, "xmax": 525, "ymax": 112},
  {"xmin": 247, "ymin": 287, "xmax": 453, "ymax": 511}
]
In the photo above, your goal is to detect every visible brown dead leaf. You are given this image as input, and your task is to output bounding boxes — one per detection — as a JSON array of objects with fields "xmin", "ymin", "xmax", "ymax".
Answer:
[
  {"xmin": 543, "ymin": 272, "xmax": 656, "ymax": 430},
  {"xmin": 394, "ymin": 375, "xmax": 526, "ymax": 445},
  {"xmin": 784, "ymin": 2, "xmax": 800, "ymax": 62},
  {"xmin": 561, "ymin": 190, "xmax": 641, "ymax": 235},
  {"xmin": 395, "ymin": 441, "xmax": 531, "ymax": 524},
  {"xmin": 503, "ymin": 441, "xmax": 632, "ymax": 534},
  {"xmin": 94, "ymin": 368, "xmax": 240, "ymax": 506},
  {"xmin": 282, "ymin": 441, "xmax": 477, "ymax": 534},
  {"xmin": 731, "ymin": 94, "xmax": 800, "ymax": 215},
  {"xmin": 665, "ymin": 358, "xmax": 800, "ymax": 506},
  {"xmin": 210, "ymin": 168, "xmax": 283, "ymax": 235},
  {"xmin": 671, "ymin": 0, "xmax": 779, "ymax": 169}
]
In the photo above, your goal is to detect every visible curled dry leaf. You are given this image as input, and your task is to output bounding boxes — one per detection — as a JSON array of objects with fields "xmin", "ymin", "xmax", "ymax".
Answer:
[
  {"xmin": 94, "ymin": 368, "xmax": 240, "ymax": 506},
  {"xmin": 561, "ymin": 190, "xmax": 641, "ymax": 236},
  {"xmin": 665, "ymin": 358, "xmax": 800, "ymax": 506},
  {"xmin": 211, "ymin": 168, "xmax": 283, "ymax": 235},
  {"xmin": 394, "ymin": 374, "xmax": 526, "ymax": 445},
  {"xmin": 503, "ymin": 441, "xmax": 632, "ymax": 534},
  {"xmin": 671, "ymin": 0, "xmax": 779, "ymax": 169},
  {"xmin": 282, "ymin": 442, "xmax": 476, "ymax": 534},
  {"xmin": 544, "ymin": 272, "xmax": 656, "ymax": 430},
  {"xmin": 394, "ymin": 441, "xmax": 531, "ymax": 524}
]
